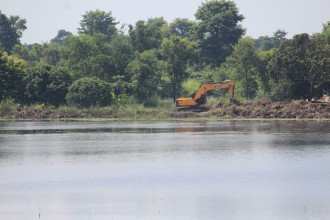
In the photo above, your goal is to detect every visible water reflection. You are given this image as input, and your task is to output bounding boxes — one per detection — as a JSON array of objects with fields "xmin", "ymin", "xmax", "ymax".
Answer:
[{"xmin": 0, "ymin": 121, "xmax": 330, "ymax": 220}]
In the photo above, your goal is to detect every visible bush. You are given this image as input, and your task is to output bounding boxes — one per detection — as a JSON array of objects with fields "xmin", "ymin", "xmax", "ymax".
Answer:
[
  {"xmin": 66, "ymin": 77, "xmax": 113, "ymax": 108},
  {"xmin": 0, "ymin": 99, "xmax": 19, "ymax": 117},
  {"xmin": 143, "ymin": 96, "xmax": 158, "ymax": 107}
]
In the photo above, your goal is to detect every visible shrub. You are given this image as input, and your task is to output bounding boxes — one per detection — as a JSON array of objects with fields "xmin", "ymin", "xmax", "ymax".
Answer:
[
  {"xmin": 66, "ymin": 77, "xmax": 113, "ymax": 108},
  {"xmin": 143, "ymin": 96, "xmax": 158, "ymax": 107},
  {"xmin": 0, "ymin": 99, "xmax": 19, "ymax": 117}
]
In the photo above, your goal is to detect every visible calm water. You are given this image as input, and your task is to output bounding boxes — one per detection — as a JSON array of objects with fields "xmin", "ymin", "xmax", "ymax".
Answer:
[{"xmin": 0, "ymin": 120, "xmax": 330, "ymax": 220}]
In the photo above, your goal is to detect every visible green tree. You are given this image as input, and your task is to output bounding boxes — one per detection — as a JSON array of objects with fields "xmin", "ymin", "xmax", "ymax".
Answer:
[
  {"xmin": 126, "ymin": 50, "xmax": 166, "ymax": 102},
  {"xmin": 129, "ymin": 17, "xmax": 167, "ymax": 52},
  {"xmin": 255, "ymin": 36, "xmax": 274, "ymax": 51},
  {"xmin": 168, "ymin": 18, "xmax": 195, "ymax": 38},
  {"xmin": 160, "ymin": 36, "xmax": 199, "ymax": 102},
  {"xmin": 51, "ymin": 29, "xmax": 72, "ymax": 45},
  {"xmin": 25, "ymin": 64, "xmax": 72, "ymax": 105},
  {"xmin": 0, "ymin": 52, "xmax": 26, "ymax": 101},
  {"xmin": 25, "ymin": 64, "xmax": 52, "ymax": 104},
  {"xmin": 227, "ymin": 37, "xmax": 259, "ymax": 99},
  {"xmin": 313, "ymin": 21, "xmax": 330, "ymax": 44},
  {"xmin": 41, "ymin": 43, "xmax": 61, "ymax": 66},
  {"xmin": 195, "ymin": 0, "xmax": 245, "ymax": 66},
  {"xmin": 12, "ymin": 43, "xmax": 62, "ymax": 66},
  {"xmin": 66, "ymin": 77, "xmax": 113, "ymax": 107},
  {"xmin": 61, "ymin": 34, "xmax": 115, "ymax": 80},
  {"xmin": 11, "ymin": 44, "xmax": 32, "ymax": 61},
  {"xmin": 256, "ymin": 49, "xmax": 275, "ymax": 97},
  {"xmin": 109, "ymin": 35, "xmax": 135, "ymax": 80},
  {"xmin": 255, "ymin": 29, "xmax": 287, "ymax": 51},
  {"xmin": 0, "ymin": 11, "xmax": 27, "ymax": 52},
  {"xmin": 78, "ymin": 10, "xmax": 118, "ymax": 41},
  {"xmin": 28, "ymin": 43, "xmax": 45, "ymax": 62},
  {"xmin": 268, "ymin": 34, "xmax": 330, "ymax": 101},
  {"xmin": 190, "ymin": 65, "xmax": 233, "ymax": 84},
  {"xmin": 273, "ymin": 29, "xmax": 287, "ymax": 48},
  {"xmin": 47, "ymin": 67, "xmax": 72, "ymax": 106}
]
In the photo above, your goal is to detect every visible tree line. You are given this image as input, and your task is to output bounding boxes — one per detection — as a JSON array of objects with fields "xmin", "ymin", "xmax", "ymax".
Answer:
[{"xmin": 1, "ymin": 0, "xmax": 329, "ymax": 108}]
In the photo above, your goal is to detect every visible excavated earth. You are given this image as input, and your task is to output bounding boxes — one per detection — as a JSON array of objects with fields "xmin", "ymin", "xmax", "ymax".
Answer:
[
  {"xmin": 209, "ymin": 100, "xmax": 330, "ymax": 119},
  {"xmin": 9, "ymin": 100, "xmax": 330, "ymax": 120}
]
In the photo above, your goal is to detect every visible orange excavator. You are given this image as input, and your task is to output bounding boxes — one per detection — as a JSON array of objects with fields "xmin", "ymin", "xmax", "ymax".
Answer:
[{"xmin": 176, "ymin": 79, "xmax": 235, "ymax": 111}]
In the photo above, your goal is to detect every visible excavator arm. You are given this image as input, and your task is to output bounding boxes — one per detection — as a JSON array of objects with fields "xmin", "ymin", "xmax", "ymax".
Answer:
[
  {"xmin": 193, "ymin": 80, "xmax": 235, "ymax": 101},
  {"xmin": 176, "ymin": 80, "xmax": 235, "ymax": 109}
]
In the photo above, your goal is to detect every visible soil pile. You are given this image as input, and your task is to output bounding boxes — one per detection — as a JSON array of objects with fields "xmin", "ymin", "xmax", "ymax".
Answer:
[
  {"xmin": 11, "ymin": 106, "xmax": 58, "ymax": 119},
  {"xmin": 212, "ymin": 100, "xmax": 330, "ymax": 119}
]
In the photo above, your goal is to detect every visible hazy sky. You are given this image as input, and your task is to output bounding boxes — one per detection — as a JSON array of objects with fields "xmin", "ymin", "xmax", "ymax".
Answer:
[{"xmin": 1, "ymin": 0, "xmax": 330, "ymax": 44}]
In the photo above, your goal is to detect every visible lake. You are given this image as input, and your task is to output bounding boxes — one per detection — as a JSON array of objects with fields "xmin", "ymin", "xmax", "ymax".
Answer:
[{"xmin": 0, "ymin": 120, "xmax": 330, "ymax": 220}]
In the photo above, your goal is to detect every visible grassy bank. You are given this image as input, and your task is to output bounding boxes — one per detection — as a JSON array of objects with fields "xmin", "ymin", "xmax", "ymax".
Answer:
[
  {"xmin": 1, "ymin": 99, "xmax": 330, "ymax": 121},
  {"xmin": 0, "ymin": 99, "xmax": 184, "ymax": 121}
]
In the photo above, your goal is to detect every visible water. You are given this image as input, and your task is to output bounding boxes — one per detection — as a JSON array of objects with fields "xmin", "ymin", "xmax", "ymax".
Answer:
[{"xmin": 0, "ymin": 120, "xmax": 329, "ymax": 220}]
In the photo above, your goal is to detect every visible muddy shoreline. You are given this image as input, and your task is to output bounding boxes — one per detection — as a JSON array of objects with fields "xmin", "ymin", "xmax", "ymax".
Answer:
[{"xmin": 3, "ymin": 100, "xmax": 330, "ymax": 120}]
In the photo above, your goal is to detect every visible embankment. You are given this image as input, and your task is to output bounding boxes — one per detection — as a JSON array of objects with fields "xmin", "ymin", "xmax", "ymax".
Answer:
[{"xmin": 3, "ymin": 100, "xmax": 330, "ymax": 120}]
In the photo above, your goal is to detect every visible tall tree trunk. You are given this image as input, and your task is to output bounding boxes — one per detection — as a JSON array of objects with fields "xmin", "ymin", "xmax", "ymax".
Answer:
[
  {"xmin": 310, "ymin": 81, "xmax": 314, "ymax": 101},
  {"xmin": 172, "ymin": 83, "xmax": 176, "ymax": 103},
  {"xmin": 245, "ymin": 65, "xmax": 248, "ymax": 100}
]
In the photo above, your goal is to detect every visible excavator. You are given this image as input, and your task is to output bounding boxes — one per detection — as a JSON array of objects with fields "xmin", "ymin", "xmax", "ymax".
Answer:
[{"xmin": 176, "ymin": 79, "xmax": 235, "ymax": 111}]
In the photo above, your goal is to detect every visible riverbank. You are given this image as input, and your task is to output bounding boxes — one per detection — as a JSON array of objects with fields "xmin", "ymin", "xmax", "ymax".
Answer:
[{"xmin": 1, "ymin": 99, "xmax": 329, "ymax": 120}]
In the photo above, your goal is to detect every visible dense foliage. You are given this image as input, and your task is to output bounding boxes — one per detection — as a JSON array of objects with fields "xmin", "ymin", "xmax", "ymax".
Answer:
[
  {"xmin": 66, "ymin": 77, "xmax": 113, "ymax": 107},
  {"xmin": 0, "ymin": 0, "xmax": 329, "ymax": 108},
  {"xmin": 0, "ymin": 10, "xmax": 26, "ymax": 52}
]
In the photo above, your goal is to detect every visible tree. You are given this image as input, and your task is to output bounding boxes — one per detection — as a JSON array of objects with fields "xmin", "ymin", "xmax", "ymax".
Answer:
[
  {"xmin": 255, "ymin": 29, "xmax": 287, "ymax": 51},
  {"xmin": 195, "ymin": 0, "xmax": 245, "ymax": 66},
  {"xmin": 25, "ymin": 64, "xmax": 72, "ymax": 105},
  {"xmin": 51, "ymin": 29, "xmax": 72, "ymax": 45},
  {"xmin": 25, "ymin": 64, "xmax": 52, "ymax": 104},
  {"xmin": 0, "ymin": 52, "xmax": 26, "ymax": 102},
  {"xmin": 268, "ymin": 34, "xmax": 330, "ymax": 101},
  {"xmin": 255, "ymin": 36, "xmax": 274, "ymax": 51},
  {"xmin": 12, "ymin": 43, "xmax": 62, "ymax": 66},
  {"xmin": 109, "ymin": 35, "xmax": 134, "ymax": 80},
  {"xmin": 78, "ymin": 10, "xmax": 118, "ymax": 41},
  {"xmin": 61, "ymin": 34, "xmax": 116, "ymax": 80},
  {"xmin": 313, "ymin": 21, "xmax": 330, "ymax": 44},
  {"xmin": 168, "ymin": 18, "xmax": 195, "ymax": 38},
  {"xmin": 66, "ymin": 77, "xmax": 113, "ymax": 107},
  {"xmin": 273, "ymin": 29, "xmax": 287, "ymax": 48},
  {"xmin": 11, "ymin": 44, "xmax": 32, "ymax": 61},
  {"xmin": 41, "ymin": 43, "xmax": 61, "ymax": 66},
  {"xmin": 256, "ymin": 49, "xmax": 275, "ymax": 97},
  {"xmin": 227, "ymin": 37, "xmax": 259, "ymax": 99},
  {"xmin": 0, "ymin": 11, "xmax": 26, "ymax": 52},
  {"xmin": 126, "ymin": 49, "xmax": 166, "ymax": 102},
  {"xmin": 47, "ymin": 67, "xmax": 72, "ymax": 106},
  {"xmin": 160, "ymin": 36, "xmax": 199, "ymax": 102},
  {"xmin": 129, "ymin": 17, "xmax": 167, "ymax": 52},
  {"xmin": 27, "ymin": 43, "xmax": 45, "ymax": 62}
]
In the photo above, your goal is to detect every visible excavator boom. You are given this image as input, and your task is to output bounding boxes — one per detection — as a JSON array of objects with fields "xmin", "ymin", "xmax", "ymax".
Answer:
[{"xmin": 176, "ymin": 80, "xmax": 235, "ymax": 110}]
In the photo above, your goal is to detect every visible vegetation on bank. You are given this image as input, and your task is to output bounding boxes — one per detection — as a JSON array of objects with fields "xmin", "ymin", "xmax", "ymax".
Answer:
[
  {"xmin": 1, "ymin": 98, "xmax": 329, "ymax": 120},
  {"xmin": 1, "ymin": 0, "xmax": 329, "ymax": 113}
]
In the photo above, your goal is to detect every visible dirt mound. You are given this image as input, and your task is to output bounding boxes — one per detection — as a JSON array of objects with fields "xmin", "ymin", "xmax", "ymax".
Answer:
[
  {"xmin": 10, "ymin": 106, "xmax": 85, "ymax": 119},
  {"xmin": 212, "ymin": 100, "xmax": 330, "ymax": 119}
]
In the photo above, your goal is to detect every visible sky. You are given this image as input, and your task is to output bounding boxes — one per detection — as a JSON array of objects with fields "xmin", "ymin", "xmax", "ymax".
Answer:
[{"xmin": 1, "ymin": 0, "xmax": 330, "ymax": 44}]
